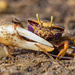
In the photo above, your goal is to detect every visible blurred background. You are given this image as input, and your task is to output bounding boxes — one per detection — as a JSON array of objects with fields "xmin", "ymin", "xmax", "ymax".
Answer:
[{"xmin": 0, "ymin": 0, "xmax": 75, "ymax": 36}]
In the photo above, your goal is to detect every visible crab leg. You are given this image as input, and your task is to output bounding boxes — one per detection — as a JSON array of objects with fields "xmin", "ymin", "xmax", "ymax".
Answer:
[
  {"xmin": 62, "ymin": 36, "xmax": 75, "ymax": 46},
  {"xmin": 56, "ymin": 41, "xmax": 69, "ymax": 59}
]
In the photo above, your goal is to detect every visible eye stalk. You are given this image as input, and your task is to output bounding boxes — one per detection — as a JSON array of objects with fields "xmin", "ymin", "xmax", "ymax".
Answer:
[
  {"xmin": 36, "ymin": 13, "xmax": 54, "ymax": 28},
  {"xmin": 49, "ymin": 15, "xmax": 53, "ymax": 27},
  {"xmin": 36, "ymin": 13, "xmax": 41, "ymax": 26}
]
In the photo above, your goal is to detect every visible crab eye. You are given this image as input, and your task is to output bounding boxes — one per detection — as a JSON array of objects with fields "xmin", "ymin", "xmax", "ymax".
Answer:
[
  {"xmin": 54, "ymin": 33, "xmax": 62, "ymax": 40},
  {"xmin": 28, "ymin": 25, "xmax": 34, "ymax": 32}
]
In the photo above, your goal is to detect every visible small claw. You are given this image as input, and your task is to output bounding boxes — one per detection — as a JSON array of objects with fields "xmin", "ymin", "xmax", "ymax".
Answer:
[{"xmin": 16, "ymin": 26, "xmax": 54, "ymax": 48}]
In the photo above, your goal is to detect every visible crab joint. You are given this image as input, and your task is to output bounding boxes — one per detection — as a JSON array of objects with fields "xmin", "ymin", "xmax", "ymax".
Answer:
[
  {"xmin": 14, "ymin": 25, "xmax": 17, "ymax": 29},
  {"xmin": 64, "ymin": 41, "xmax": 69, "ymax": 49}
]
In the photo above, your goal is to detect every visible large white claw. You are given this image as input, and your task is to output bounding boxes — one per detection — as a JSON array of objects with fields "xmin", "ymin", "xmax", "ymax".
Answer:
[
  {"xmin": 0, "ymin": 25, "xmax": 54, "ymax": 52},
  {"xmin": 16, "ymin": 27, "xmax": 54, "ymax": 48}
]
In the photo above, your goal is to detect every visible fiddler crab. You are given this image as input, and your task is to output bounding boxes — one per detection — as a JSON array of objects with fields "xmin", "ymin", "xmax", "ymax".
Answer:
[
  {"xmin": 27, "ymin": 13, "xmax": 75, "ymax": 59},
  {"xmin": 0, "ymin": 15, "xmax": 75, "ymax": 60},
  {"xmin": 0, "ymin": 16, "xmax": 54, "ymax": 59}
]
